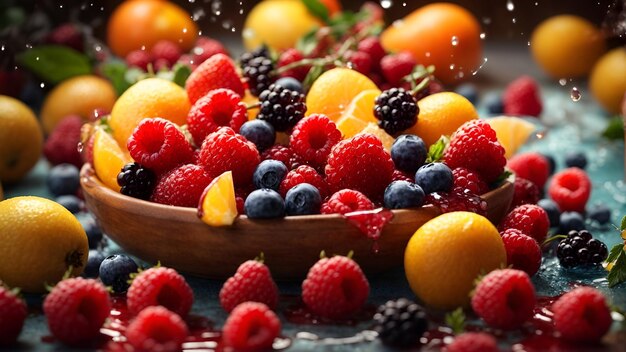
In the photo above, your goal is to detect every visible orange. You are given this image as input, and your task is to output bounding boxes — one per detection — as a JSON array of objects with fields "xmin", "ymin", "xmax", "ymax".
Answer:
[
  {"xmin": 486, "ymin": 116, "xmax": 537, "ymax": 159},
  {"xmin": 380, "ymin": 3, "xmax": 482, "ymax": 84},
  {"xmin": 406, "ymin": 92, "xmax": 478, "ymax": 147},
  {"xmin": 404, "ymin": 212, "xmax": 506, "ymax": 309},
  {"xmin": 198, "ymin": 171, "xmax": 238, "ymax": 227},
  {"xmin": 589, "ymin": 48, "xmax": 626, "ymax": 114},
  {"xmin": 340, "ymin": 89, "xmax": 381, "ymax": 124},
  {"xmin": 306, "ymin": 68, "xmax": 378, "ymax": 121},
  {"xmin": 93, "ymin": 127, "xmax": 132, "ymax": 192},
  {"xmin": 358, "ymin": 123, "xmax": 394, "ymax": 152},
  {"xmin": 336, "ymin": 116, "xmax": 368, "ymax": 139},
  {"xmin": 107, "ymin": 0, "xmax": 198, "ymax": 57},
  {"xmin": 109, "ymin": 78, "xmax": 190, "ymax": 149},
  {"xmin": 243, "ymin": 90, "xmax": 260, "ymax": 120},
  {"xmin": 531, "ymin": 15, "xmax": 605, "ymax": 79},
  {"xmin": 40, "ymin": 75, "xmax": 116, "ymax": 134}
]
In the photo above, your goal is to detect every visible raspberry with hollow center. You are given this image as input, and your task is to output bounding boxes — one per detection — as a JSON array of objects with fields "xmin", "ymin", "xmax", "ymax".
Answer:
[
  {"xmin": 127, "ymin": 266, "xmax": 194, "ymax": 317},
  {"xmin": 187, "ymin": 88, "xmax": 248, "ymax": 146},
  {"xmin": 548, "ymin": 167, "xmax": 591, "ymax": 213},
  {"xmin": 279, "ymin": 165, "xmax": 328, "ymax": 198},
  {"xmin": 321, "ymin": 189, "xmax": 375, "ymax": 215},
  {"xmin": 290, "ymin": 114, "xmax": 341, "ymax": 169},
  {"xmin": 126, "ymin": 306, "xmax": 189, "ymax": 352},
  {"xmin": 150, "ymin": 164, "xmax": 213, "ymax": 207},
  {"xmin": 552, "ymin": 287, "xmax": 612, "ymax": 343},
  {"xmin": 222, "ymin": 302, "xmax": 281, "ymax": 351}
]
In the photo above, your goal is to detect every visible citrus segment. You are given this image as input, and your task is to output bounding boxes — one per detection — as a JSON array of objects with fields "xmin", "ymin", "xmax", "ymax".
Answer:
[
  {"xmin": 486, "ymin": 116, "xmax": 536, "ymax": 159},
  {"xmin": 93, "ymin": 128, "xmax": 131, "ymax": 192},
  {"xmin": 358, "ymin": 123, "xmax": 395, "ymax": 152},
  {"xmin": 340, "ymin": 89, "xmax": 381, "ymax": 124},
  {"xmin": 337, "ymin": 115, "xmax": 368, "ymax": 139},
  {"xmin": 198, "ymin": 171, "xmax": 238, "ymax": 226}
]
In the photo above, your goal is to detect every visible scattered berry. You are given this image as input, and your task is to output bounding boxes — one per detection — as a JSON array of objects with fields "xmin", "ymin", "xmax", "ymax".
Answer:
[
  {"xmin": 47, "ymin": 163, "xmax": 80, "ymax": 196},
  {"xmin": 447, "ymin": 332, "xmax": 499, "ymax": 352},
  {"xmin": 321, "ymin": 189, "xmax": 374, "ymax": 215},
  {"xmin": 374, "ymin": 88, "xmax": 418, "ymax": 134},
  {"xmin": 509, "ymin": 177, "xmax": 541, "ymax": 209},
  {"xmin": 373, "ymin": 298, "xmax": 428, "ymax": 348},
  {"xmin": 415, "ymin": 162, "xmax": 453, "ymax": 194},
  {"xmin": 290, "ymin": 114, "xmax": 341, "ymax": 168},
  {"xmin": 55, "ymin": 195, "xmax": 82, "ymax": 214},
  {"xmin": 222, "ymin": 302, "xmax": 281, "ymax": 351},
  {"xmin": 187, "ymin": 88, "xmax": 248, "ymax": 146},
  {"xmin": 425, "ymin": 190, "xmax": 487, "ymax": 215},
  {"xmin": 565, "ymin": 151, "xmax": 588, "ymax": 170},
  {"xmin": 537, "ymin": 198, "xmax": 561, "ymax": 227},
  {"xmin": 277, "ymin": 48, "xmax": 309, "ymax": 82},
  {"xmin": 43, "ymin": 115, "xmax": 83, "ymax": 168},
  {"xmin": 150, "ymin": 40, "xmax": 182, "ymax": 67},
  {"xmin": 357, "ymin": 37, "xmax": 386, "ymax": 70},
  {"xmin": 239, "ymin": 119, "xmax": 276, "ymax": 152},
  {"xmin": 274, "ymin": 76, "xmax": 303, "ymax": 93},
  {"xmin": 244, "ymin": 189, "xmax": 285, "ymax": 219},
  {"xmin": 151, "ymin": 164, "xmax": 213, "ymax": 207},
  {"xmin": 503, "ymin": 75, "xmax": 543, "ymax": 117},
  {"xmin": 452, "ymin": 167, "xmax": 489, "ymax": 195},
  {"xmin": 192, "ymin": 36, "xmax": 228, "ymax": 64},
  {"xmin": 279, "ymin": 165, "xmax": 327, "ymax": 198},
  {"xmin": 220, "ymin": 259, "xmax": 278, "ymax": 313},
  {"xmin": 285, "ymin": 183, "xmax": 322, "ymax": 216},
  {"xmin": 455, "ymin": 83, "xmax": 479, "ymax": 105},
  {"xmin": 501, "ymin": 229, "xmax": 542, "ymax": 276},
  {"xmin": 185, "ymin": 53, "xmax": 245, "ymax": 104},
  {"xmin": 243, "ymin": 56, "xmax": 275, "ymax": 96},
  {"xmin": 507, "ymin": 152, "xmax": 550, "ymax": 189},
  {"xmin": 499, "ymin": 204, "xmax": 550, "ymax": 243},
  {"xmin": 127, "ymin": 266, "xmax": 194, "ymax": 317},
  {"xmin": 548, "ymin": 168, "xmax": 591, "ymax": 213},
  {"xmin": 345, "ymin": 50, "xmax": 372, "ymax": 75},
  {"xmin": 45, "ymin": 23, "xmax": 83, "ymax": 52},
  {"xmin": 83, "ymin": 249, "xmax": 105, "ymax": 278},
  {"xmin": 559, "ymin": 211, "xmax": 586, "ymax": 233},
  {"xmin": 390, "ymin": 134, "xmax": 427, "ymax": 174},
  {"xmin": 552, "ymin": 287, "xmax": 612, "ymax": 343},
  {"xmin": 380, "ymin": 52, "xmax": 416, "ymax": 85},
  {"xmin": 0, "ymin": 285, "xmax": 27, "ymax": 346},
  {"xmin": 253, "ymin": 160, "xmax": 288, "ymax": 191},
  {"xmin": 384, "ymin": 181, "xmax": 425, "ymax": 209},
  {"xmin": 126, "ymin": 306, "xmax": 189, "ymax": 352},
  {"xmin": 257, "ymin": 83, "xmax": 306, "ymax": 132},
  {"xmin": 117, "ymin": 162, "xmax": 156, "ymax": 200},
  {"xmin": 556, "ymin": 230, "xmax": 608, "ymax": 268},
  {"xmin": 81, "ymin": 215, "xmax": 104, "ymax": 249},
  {"xmin": 587, "ymin": 204, "xmax": 611, "ymax": 225},
  {"xmin": 99, "ymin": 254, "xmax": 138, "ymax": 293},
  {"xmin": 484, "ymin": 93, "xmax": 504, "ymax": 115}
]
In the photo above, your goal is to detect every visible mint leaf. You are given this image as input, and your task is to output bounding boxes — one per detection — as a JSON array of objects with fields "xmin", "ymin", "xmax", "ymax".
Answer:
[
  {"xmin": 301, "ymin": 0, "xmax": 329, "ymax": 22},
  {"xmin": 426, "ymin": 136, "xmax": 449, "ymax": 163},
  {"xmin": 100, "ymin": 60, "xmax": 131, "ymax": 96},
  {"xmin": 621, "ymin": 215, "xmax": 626, "ymax": 231},
  {"xmin": 494, "ymin": 170, "xmax": 513, "ymax": 185},
  {"xmin": 602, "ymin": 116, "xmax": 624, "ymax": 140},
  {"xmin": 607, "ymin": 243, "xmax": 624, "ymax": 264},
  {"xmin": 608, "ymin": 248, "xmax": 626, "ymax": 288},
  {"xmin": 17, "ymin": 45, "xmax": 91, "ymax": 84},
  {"xmin": 445, "ymin": 308, "xmax": 466, "ymax": 334}
]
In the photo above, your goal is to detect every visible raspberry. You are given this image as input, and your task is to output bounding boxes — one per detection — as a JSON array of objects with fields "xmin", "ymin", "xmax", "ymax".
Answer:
[
  {"xmin": 150, "ymin": 40, "xmax": 182, "ymax": 67},
  {"xmin": 345, "ymin": 50, "xmax": 372, "ymax": 75},
  {"xmin": 222, "ymin": 302, "xmax": 281, "ymax": 351},
  {"xmin": 425, "ymin": 190, "xmax": 487, "ymax": 215},
  {"xmin": 290, "ymin": 114, "xmax": 341, "ymax": 168},
  {"xmin": 257, "ymin": 83, "xmax": 306, "ymax": 132},
  {"xmin": 125, "ymin": 49, "xmax": 152, "ymax": 71},
  {"xmin": 277, "ymin": 48, "xmax": 309, "ymax": 81},
  {"xmin": 444, "ymin": 119, "xmax": 507, "ymax": 183},
  {"xmin": 507, "ymin": 152, "xmax": 550, "ymax": 189},
  {"xmin": 357, "ymin": 37, "xmax": 386, "ymax": 70},
  {"xmin": 279, "ymin": 165, "xmax": 328, "ymax": 198},
  {"xmin": 556, "ymin": 230, "xmax": 608, "ymax": 268},
  {"xmin": 185, "ymin": 53, "xmax": 245, "ymax": 104},
  {"xmin": 548, "ymin": 168, "xmax": 591, "ymax": 213},
  {"xmin": 500, "ymin": 228, "xmax": 542, "ymax": 276},
  {"xmin": 392, "ymin": 169, "xmax": 413, "ymax": 182},
  {"xmin": 0, "ymin": 286, "xmax": 27, "ymax": 346},
  {"xmin": 325, "ymin": 134, "xmax": 394, "ymax": 200},
  {"xmin": 552, "ymin": 287, "xmax": 612, "ymax": 343},
  {"xmin": 45, "ymin": 23, "xmax": 83, "ymax": 52},
  {"xmin": 509, "ymin": 177, "xmax": 541, "ymax": 209},
  {"xmin": 471, "ymin": 269, "xmax": 535, "ymax": 329},
  {"xmin": 452, "ymin": 167, "xmax": 489, "ymax": 195},
  {"xmin": 187, "ymin": 88, "xmax": 248, "ymax": 146},
  {"xmin": 127, "ymin": 267, "xmax": 194, "ymax": 317},
  {"xmin": 380, "ymin": 52, "xmax": 416, "ymax": 85},
  {"xmin": 374, "ymin": 88, "xmax": 418, "ymax": 134},
  {"xmin": 150, "ymin": 164, "xmax": 213, "ymax": 207},
  {"xmin": 117, "ymin": 162, "xmax": 156, "ymax": 200},
  {"xmin": 219, "ymin": 259, "xmax": 279, "ymax": 313},
  {"xmin": 198, "ymin": 127, "xmax": 260, "ymax": 186},
  {"xmin": 503, "ymin": 75, "xmax": 543, "ymax": 117},
  {"xmin": 126, "ymin": 306, "xmax": 188, "ymax": 352},
  {"xmin": 373, "ymin": 298, "xmax": 428, "ymax": 347},
  {"xmin": 153, "ymin": 58, "xmax": 170, "ymax": 72},
  {"xmin": 192, "ymin": 36, "xmax": 228, "ymax": 64},
  {"xmin": 127, "ymin": 118, "xmax": 194, "ymax": 174},
  {"xmin": 302, "ymin": 255, "xmax": 370, "ymax": 319},
  {"xmin": 242, "ymin": 56, "xmax": 275, "ymax": 96},
  {"xmin": 43, "ymin": 278, "xmax": 111, "ymax": 346},
  {"xmin": 499, "ymin": 204, "xmax": 550, "ymax": 243},
  {"xmin": 43, "ymin": 115, "xmax": 83, "ymax": 168},
  {"xmin": 447, "ymin": 332, "xmax": 499, "ymax": 352},
  {"xmin": 320, "ymin": 189, "xmax": 374, "ymax": 214},
  {"xmin": 262, "ymin": 145, "xmax": 298, "ymax": 169}
]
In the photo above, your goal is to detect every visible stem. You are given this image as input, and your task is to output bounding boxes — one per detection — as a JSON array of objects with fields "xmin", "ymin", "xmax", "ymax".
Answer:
[{"xmin": 246, "ymin": 102, "xmax": 261, "ymax": 110}]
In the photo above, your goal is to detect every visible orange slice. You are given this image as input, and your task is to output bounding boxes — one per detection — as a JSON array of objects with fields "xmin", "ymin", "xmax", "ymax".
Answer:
[
  {"xmin": 198, "ymin": 171, "xmax": 237, "ymax": 226},
  {"xmin": 93, "ymin": 127, "xmax": 131, "ymax": 192},
  {"xmin": 336, "ymin": 115, "xmax": 368, "ymax": 139},
  {"xmin": 340, "ymin": 89, "xmax": 382, "ymax": 124},
  {"xmin": 485, "ymin": 116, "xmax": 537, "ymax": 159},
  {"xmin": 358, "ymin": 123, "xmax": 395, "ymax": 152}
]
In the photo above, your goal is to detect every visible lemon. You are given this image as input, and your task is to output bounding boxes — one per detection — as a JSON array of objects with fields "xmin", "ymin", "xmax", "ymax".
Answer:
[
  {"xmin": 198, "ymin": 171, "xmax": 238, "ymax": 226},
  {"xmin": 486, "ymin": 116, "xmax": 537, "ymax": 159},
  {"xmin": 589, "ymin": 47, "xmax": 626, "ymax": 114},
  {"xmin": 0, "ymin": 197, "xmax": 88, "ymax": 292},
  {"xmin": 404, "ymin": 212, "xmax": 506, "ymax": 310}
]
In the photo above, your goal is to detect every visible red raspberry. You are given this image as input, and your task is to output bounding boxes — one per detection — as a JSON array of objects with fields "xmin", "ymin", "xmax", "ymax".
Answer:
[
  {"xmin": 325, "ymin": 133, "xmax": 394, "ymax": 200},
  {"xmin": 290, "ymin": 114, "xmax": 341, "ymax": 169},
  {"xmin": 447, "ymin": 332, "xmax": 499, "ymax": 352},
  {"xmin": 150, "ymin": 40, "xmax": 182, "ymax": 67},
  {"xmin": 125, "ymin": 49, "xmax": 152, "ymax": 71},
  {"xmin": 471, "ymin": 268, "xmax": 535, "ymax": 330},
  {"xmin": 127, "ymin": 267, "xmax": 194, "ymax": 317},
  {"xmin": 357, "ymin": 37, "xmax": 386, "ymax": 70},
  {"xmin": 151, "ymin": 164, "xmax": 213, "ymax": 207},
  {"xmin": 500, "ymin": 229, "xmax": 542, "ymax": 276},
  {"xmin": 345, "ymin": 50, "xmax": 372, "ymax": 75},
  {"xmin": 126, "ymin": 306, "xmax": 189, "ymax": 352},
  {"xmin": 277, "ymin": 48, "xmax": 309, "ymax": 82},
  {"xmin": 508, "ymin": 152, "xmax": 550, "ymax": 189},
  {"xmin": 262, "ymin": 145, "xmax": 295, "ymax": 169},
  {"xmin": 425, "ymin": 191, "xmax": 487, "ymax": 215},
  {"xmin": 548, "ymin": 168, "xmax": 591, "ymax": 213},
  {"xmin": 235, "ymin": 196, "xmax": 245, "ymax": 214},
  {"xmin": 444, "ymin": 119, "xmax": 507, "ymax": 183},
  {"xmin": 219, "ymin": 259, "xmax": 278, "ymax": 313},
  {"xmin": 187, "ymin": 88, "xmax": 248, "ymax": 146},
  {"xmin": 192, "ymin": 36, "xmax": 228, "ymax": 65},
  {"xmin": 499, "ymin": 204, "xmax": 550, "ymax": 243},
  {"xmin": 222, "ymin": 302, "xmax": 281, "ymax": 351},
  {"xmin": 127, "ymin": 118, "xmax": 194, "ymax": 174},
  {"xmin": 392, "ymin": 169, "xmax": 413, "ymax": 183},
  {"xmin": 0, "ymin": 286, "xmax": 27, "ymax": 346},
  {"xmin": 551, "ymin": 287, "xmax": 612, "ymax": 343},
  {"xmin": 43, "ymin": 115, "xmax": 83, "ymax": 168},
  {"xmin": 279, "ymin": 165, "xmax": 328, "ymax": 198},
  {"xmin": 380, "ymin": 52, "xmax": 416, "ymax": 85},
  {"xmin": 452, "ymin": 167, "xmax": 489, "ymax": 195},
  {"xmin": 45, "ymin": 23, "xmax": 83, "ymax": 52},
  {"xmin": 503, "ymin": 75, "xmax": 543, "ymax": 117},
  {"xmin": 177, "ymin": 54, "xmax": 197, "ymax": 71},
  {"xmin": 43, "ymin": 278, "xmax": 111, "ymax": 346},
  {"xmin": 321, "ymin": 189, "xmax": 374, "ymax": 215},
  {"xmin": 185, "ymin": 53, "xmax": 245, "ymax": 104},
  {"xmin": 198, "ymin": 127, "xmax": 260, "ymax": 186},
  {"xmin": 302, "ymin": 255, "xmax": 370, "ymax": 319},
  {"xmin": 510, "ymin": 177, "xmax": 540, "ymax": 209}
]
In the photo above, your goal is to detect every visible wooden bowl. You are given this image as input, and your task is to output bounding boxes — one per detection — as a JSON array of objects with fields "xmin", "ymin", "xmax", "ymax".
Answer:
[{"xmin": 81, "ymin": 164, "xmax": 514, "ymax": 280}]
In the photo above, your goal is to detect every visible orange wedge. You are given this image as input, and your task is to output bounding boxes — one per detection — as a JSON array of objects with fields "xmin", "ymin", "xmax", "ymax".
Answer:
[
  {"xmin": 337, "ymin": 115, "xmax": 369, "ymax": 139},
  {"xmin": 358, "ymin": 123, "xmax": 395, "ymax": 152},
  {"xmin": 93, "ymin": 127, "xmax": 131, "ymax": 192},
  {"xmin": 198, "ymin": 171, "xmax": 237, "ymax": 226},
  {"xmin": 340, "ymin": 89, "xmax": 382, "ymax": 124},
  {"xmin": 485, "ymin": 116, "xmax": 537, "ymax": 159}
]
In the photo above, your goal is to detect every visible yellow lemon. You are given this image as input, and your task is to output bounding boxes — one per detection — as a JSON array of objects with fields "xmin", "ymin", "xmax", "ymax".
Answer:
[
  {"xmin": 93, "ymin": 127, "xmax": 132, "ymax": 192},
  {"xmin": 589, "ymin": 47, "xmax": 626, "ymax": 114},
  {"xmin": 404, "ymin": 212, "xmax": 506, "ymax": 309},
  {"xmin": 198, "ymin": 171, "xmax": 237, "ymax": 226},
  {"xmin": 0, "ymin": 196, "xmax": 88, "ymax": 292},
  {"xmin": 0, "ymin": 95, "xmax": 43, "ymax": 183},
  {"xmin": 485, "ymin": 116, "xmax": 537, "ymax": 159}
]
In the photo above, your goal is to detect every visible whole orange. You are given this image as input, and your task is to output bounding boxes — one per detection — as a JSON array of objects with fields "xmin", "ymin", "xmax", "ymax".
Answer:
[
  {"xmin": 107, "ymin": 0, "xmax": 198, "ymax": 57},
  {"xmin": 380, "ymin": 3, "xmax": 482, "ymax": 84},
  {"xmin": 589, "ymin": 47, "xmax": 626, "ymax": 114}
]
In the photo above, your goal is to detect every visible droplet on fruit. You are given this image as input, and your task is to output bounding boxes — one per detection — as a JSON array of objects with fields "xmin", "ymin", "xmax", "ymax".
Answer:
[
  {"xmin": 451, "ymin": 36, "xmax": 459, "ymax": 46},
  {"xmin": 570, "ymin": 87, "xmax": 581, "ymax": 102}
]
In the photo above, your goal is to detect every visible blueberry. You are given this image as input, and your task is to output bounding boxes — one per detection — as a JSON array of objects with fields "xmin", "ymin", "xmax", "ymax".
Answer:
[
  {"xmin": 239, "ymin": 120, "xmax": 276, "ymax": 152},
  {"xmin": 559, "ymin": 212, "xmax": 585, "ymax": 234},
  {"xmin": 253, "ymin": 160, "xmax": 288, "ymax": 191},
  {"xmin": 274, "ymin": 77, "xmax": 303, "ymax": 93},
  {"xmin": 47, "ymin": 163, "xmax": 80, "ymax": 196},
  {"xmin": 484, "ymin": 93, "xmax": 504, "ymax": 115},
  {"xmin": 81, "ymin": 216, "xmax": 104, "ymax": 249},
  {"xmin": 564, "ymin": 151, "xmax": 587, "ymax": 170},
  {"xmin": 455, "ymin": 83, "xmax": 479, "ymax": 105},
  {"xmin": 391, "ymin": 135, "xmax": 427, "ymax": 174},
  {"xmin": 55, "ymin": 195, "xmax": 83, "ymax": 214},
  {"xmin": 587, "ymin": 204, "xmax": 611, "ymax": 225},
  {"xmin": 540, "ymin": 153, "xmax": 556, "ymax": 175},
  {"xmin": 83, "ymin": 250, "xmax": 105, "ymax": 278},
  {"xmin": 285, "ymin": 183, "xmax": 321, "ymax": 216},
  {"xmin": 414, "ymin": 162, "xmax": 453, "ymax": 194},
  {"xmin": 538, "ymin": 199, "xmax": 560, "ymax": 227},
  {"xmin": 244, "ymin": 189, "xmax": 285, "ymax": 219},
  {"xmin": 384, "ymin": 181, "xmax": 425, "ymax": 209},
  {"xmin": 99, "ymin": 254, "xmax": 139, "ymax": 293}
]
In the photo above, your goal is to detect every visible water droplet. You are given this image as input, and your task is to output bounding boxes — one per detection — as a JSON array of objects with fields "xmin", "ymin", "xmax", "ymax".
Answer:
[
  {"xmin": 527, "ymin": 41, "xmax": 530, "ymax": 46},
  {"xmin": 0, "ymin": 45, "xmax": 4, "ymax": 51},
  {"xmin": 506, "ymin": 0, "xmax": 515, "ymax": 11},
  {"xmin": 182, "ymin": 27, "xmax": 188, "ymax": 33},
  {"xmin": 211, "ymin": 0, "xmax": 222, "ymax": 16},
  {"xmin": 242, "ymin": 28, "xmax": 255, "ymax": 39},
  {"xmin": 35, "ymin": 56, "xmax": 39, "ymax": 61},
  {"xmin": 482, "ymin": 17, "xmax": 492, "ymax": 25},
  {"xmin": 534, "ymin": 1, "xmax": 539, "ymax": 5},
  {"xmin": 140, "ymin": 45, "xmax": 146, "ymax": 51},
  {"xmin": 512, "ymin": 18, "xmax": 517, "ymax": 24},
  {"xmin": 451, "ymin": 36, "xmax": 459, "ymax": 46},
  {"xmin": 192, "ymin": 8, "xmax": 206, "ymax": 21},
  {"xmin": 59, "ymin": 4, "xmax": 63, "ymax": 8},
  {"xmin": 40, "ymin": 82, "xmax": 45, "ymax": 88},
  {"xmin": 449, "ymin": 63, "xmax": 455, "ymax": 70},
  {"xmin": 371, "ymin": 241, "xmax": 380, "ymax": 254},
  {"xmin": 188, "ymin": 0, "xmax": 195, "ymax": 3},
  {"xmin": 570, "ymin": 87, "xmax": 581, "ymax": 102},
  {"xmin": 402, "ymin": 2, "xmax": 407, "ymax": 6},
  {"xmin": 392, "ymin": 20, "xmax": 404, "ymax": 28},
  {"xmin": 346, "ymin": 62, "xmax": 354, "ymax": 69},
  {"xmin": 77, "ymin": 142, "xmax": 84, "ymax": 153},
  {"xmin": 559, "ymin": 78, "xmax": 567, "ymax": 86},
  {"xmin": 480, "ymin": 32, "xmax": 486, "ymax": 39},
  {"xmin": 380, "ymin": 0, "xmax": 393, "ymax": 9},
  {"xmin": 425, "ymin": 52, "xmax": 431, "ymax": 57}
]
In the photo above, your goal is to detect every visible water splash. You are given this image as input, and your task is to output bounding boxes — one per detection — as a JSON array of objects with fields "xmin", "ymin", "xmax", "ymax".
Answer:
[
  {"xmin": 570, "ymin": 87, "xmax": 581, "ymax": 102},
  {"xmin": 471, "ymin": 57, "xmax": 488, "ymax": 76},
  {"xmin": 451, "ymin": 36, "xmax": 459, "ymax": 46},
  {"xmin": 506, "ymin": 0, "xmax": 515, "ymax": 11},
  {"xmin": 380, "ymin": 0, "xmax": 393, "ymax": 9}
]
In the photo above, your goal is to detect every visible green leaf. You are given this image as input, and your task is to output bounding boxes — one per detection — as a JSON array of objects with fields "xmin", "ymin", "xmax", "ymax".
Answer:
[
  {"xmin": 425, "ymin": 136, "xmax": 449, "ymax": 163},
  {"xmin": 602, "ymin": 116, "xmax": 624, "ymax": 140},
  {"xmin": 172, "ymin": 64, "xmax": 192, "ymax": 87},
  {"xmin": 494, "ymin": 170, "xmax": 513, "ymax": 185},
  {"xmin": 17, "ymin": 45, "xmax": 91, "ymax": 84},
  {"xmin": 607, "ymin": 244, "xmax": 624, "ymax": 264},
  {"xmin": 302, "ymin": 64, "xmax": 323, "ymax": 92},
  {"xmin": 621, "ymin": 215, "xmax": 626, "ymax": 231},
  {"xmin": 608, "ymin": 248, "xmax": 626, "ymax": 288},
  {"xmin": 100, "ymin": 60, "xmax": 131, "ymax": 96},
  {"xmin": 301, "ymin": 0, "xmax": 329, "ymax": 23},
  {"xmin": 445, "ymin": 308, "xmax": 466, "ymax": 334},
  {"xmin": 296, "ymin": 28, "xmax": 320, "ymax": 56}
]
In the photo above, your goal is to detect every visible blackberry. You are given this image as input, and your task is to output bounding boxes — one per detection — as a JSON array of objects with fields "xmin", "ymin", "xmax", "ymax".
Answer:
[
  {"xmin": 257, "ymin": 84, "xmax": 306, "ymax": 132},
  {"xmin": 243, "ymin": 56, "xmax": 275, "ymax": 96},
  {"xmin": 556, "ymin": 230, "xmax": 608, "ymax": 268},
  {"xmin": 374, "ymin": 88, "xmax": 418, "ymax": 135},
  {"xmin": 117, "ymin": 162, "xmax": 156, "ymax": 200},
  {"xmin": 239, "ymin": 45, "xmax": 269, "ymax": 67},
  {"xmin": 374, "ymin": 298, "xmax": 428, "ymax": 348}
]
